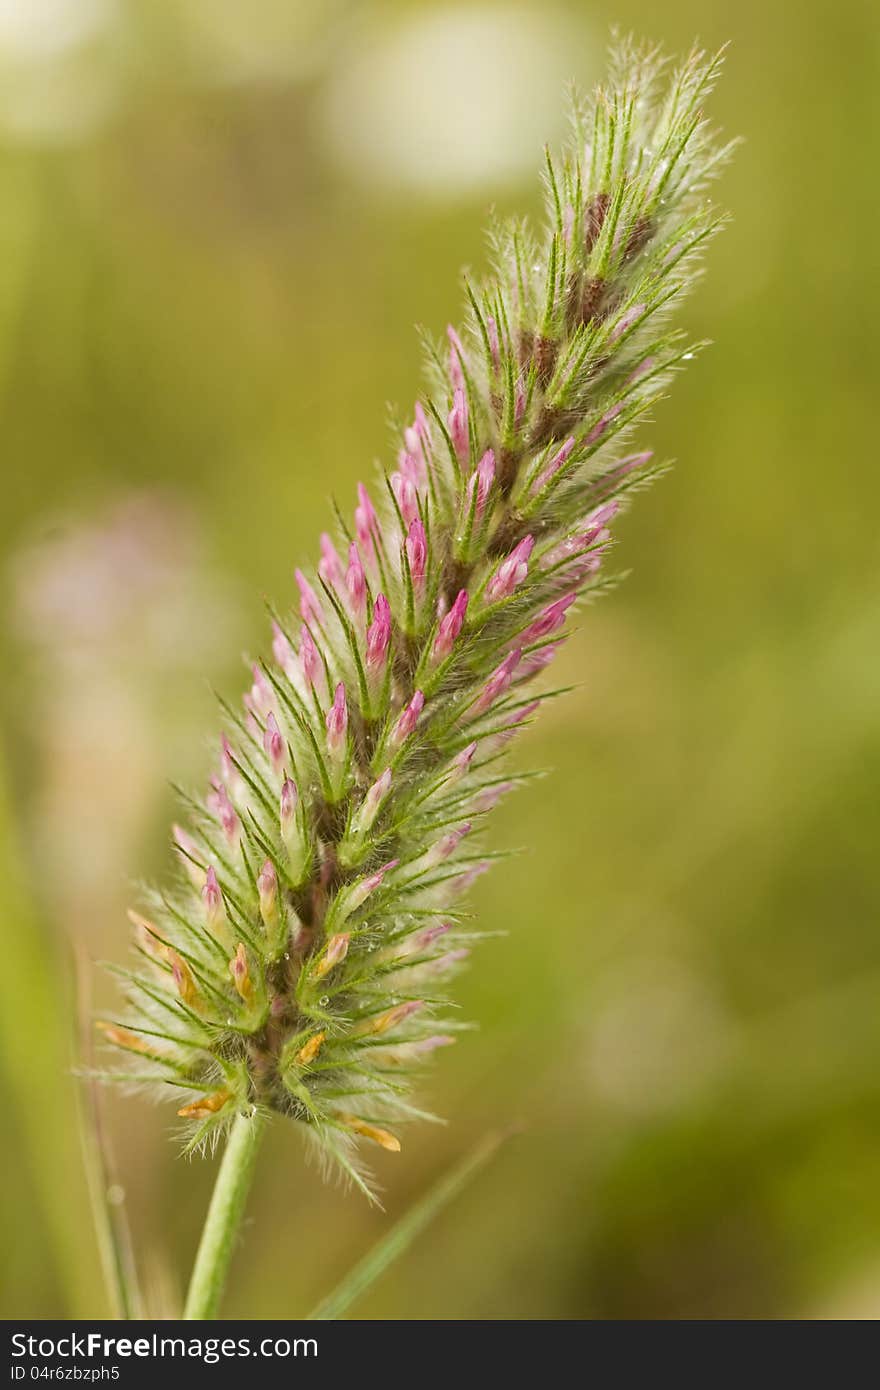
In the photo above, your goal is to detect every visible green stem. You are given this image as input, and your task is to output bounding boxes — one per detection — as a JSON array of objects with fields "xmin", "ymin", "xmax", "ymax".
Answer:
[{"xmin": 183, "ymin": 1110, "xmax": 265, "ymax": 1320}]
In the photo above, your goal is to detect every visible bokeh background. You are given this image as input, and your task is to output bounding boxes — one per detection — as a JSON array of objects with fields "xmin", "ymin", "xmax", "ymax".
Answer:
[{"xmin": 1, "ymin": 0, "xmax": 878, "ymax": 1320}]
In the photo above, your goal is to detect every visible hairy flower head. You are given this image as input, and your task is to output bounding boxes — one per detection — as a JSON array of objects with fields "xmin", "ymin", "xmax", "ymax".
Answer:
[{"xmin": 99, "ymin": 41, "xmax": 732, "ymax": 1197}]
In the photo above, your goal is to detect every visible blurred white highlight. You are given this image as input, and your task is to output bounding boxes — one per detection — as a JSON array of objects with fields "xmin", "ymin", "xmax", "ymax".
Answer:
[
  {"xmin": 0, "ymin": 0, "xmax": 113, "ymax": 60},
  {"xmin": 318, "ymin": 3, "xmax": 590, "ymax": 196}
]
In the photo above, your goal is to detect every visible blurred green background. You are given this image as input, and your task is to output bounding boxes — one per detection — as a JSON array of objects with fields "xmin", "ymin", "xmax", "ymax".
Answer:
[{"xmin": 1, "ymin": 0, "xmax": 878, "ymax": 1320}]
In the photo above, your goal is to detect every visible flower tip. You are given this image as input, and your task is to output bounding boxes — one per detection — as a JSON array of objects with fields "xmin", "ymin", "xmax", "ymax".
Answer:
[
  {"xmin": 366, "ymin": 594, "xmax": 392, "ymax": 670},
  {"xmin": 414, "ymin": 1033, "xmax": 457, "ymax": 1053},
  {"xmin": 280, "ymin": 776, "xmax": 298, "ymax": 821},
  {"xmin": 295, "ymin": 568, "xmax": 325, "ymax": 627},
  {"xmin": 177, "ymin": 1090, "xmax": 231, "ymax": 1120},
  {"xmin": 257, "ymin": 857, "xmax": 276, "ymax": 892},
  {"xmin": 230, "ymin": 943, "xmax": 254, "ymax": 1002},
  {"xmin": 326, "ymin": 682, "xmax": 349, "ymax": 756},
  {"xmin": 342, "ymin": 1116, "xmax": 401, "ymax": 1152},
  {"xmin": 447, "ymin": 387, "xmax": 469, "ymax": 464},
  {"xmin": 318, "ymin": 532, "xmax": 344, "ymax": 588},
  {"xmin": 433, "ymin": 589, "xmax": 468, "ymax": 660},
  {"xmin": 295, "ymin": 1031, "xmax": 327, "ymax": 1067}
]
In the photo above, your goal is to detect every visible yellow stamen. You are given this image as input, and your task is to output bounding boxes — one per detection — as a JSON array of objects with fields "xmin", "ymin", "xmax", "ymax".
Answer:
[
  {"xmin": 127, "ymin": 909, "xmax": 170, "ymax": 962},
  {"xmin": 295, "ymin": 1030, "xmax": 326, "ymax": 1066},
  {"xmin": 313, "ymin": 932, "xmax": 350, "ymax": 980},
  {"xmin": 167, "ymin": 949, "xmax": 199, "ymax": 1007},
  {"xmin": 95, "ymin": 1022, "xmax": 150, "ymax": 1055},
  {"xmin": 341, "ymin": 1115, "xmax": 401, "ymax": 1152},
  {"xmin": 355, "ymin": 1001, "xmax": 417, "ymax": 1037},
  {"xmin": 177, "ymin": 1089, "xmax": 231, "ymax": 1120},
  {"xmin": 229, "ymin": 943, "xmax": 254, "ymax": 1003}
]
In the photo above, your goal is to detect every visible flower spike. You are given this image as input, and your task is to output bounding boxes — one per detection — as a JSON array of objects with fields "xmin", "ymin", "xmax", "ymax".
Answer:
[{"xmin": 105, "ymin": 42, "xmax": 731, "ymax": 1198}]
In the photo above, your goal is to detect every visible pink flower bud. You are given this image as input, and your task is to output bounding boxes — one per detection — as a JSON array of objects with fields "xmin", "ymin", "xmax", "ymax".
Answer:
[
  {"xmin": 429, "ymin": 948, "xmax": 470, "ymax": 975},
  {"xmin": 365, "ymin": 857, "xmax": 398, "ymax": 892},
  {"xmin": 220, "ymin": 734, "xmax": 241, "ymax": 793},
  {"xmin": 263, "ymin": 711, "xmax": 285, "ymax": 774},
  {"xmin": 249, "ymin": 664, "xmax": 273, "ymax": 717},
  {"xmin": 299, "ymin": 624, "xmax": 321, "ymax": 687},
  {"xmin": 571, "ymin": 553, "xmax": 604, "ymax": 581},
  {"xmin": 202, "ymin": 865, "xmax": 227, "ymax": 935},
  {"xmin": 207, "ymin": 779, "xmax": 240, "ymax": 846},
  {"xmin": 361, "ymin": 997, "xmax": 422, "ymax": 1036},
  {"xmin": 531, "ymin": 436, "xmax": 575, "ymax": 497},
  {"xmin": 397, "ymin": 448, "xmax": 423, "ymax": 486},
  {"xmin": 405, "ymin": 518, "xmax": 427, "ymax": 590},
  {"xmin": 447, "ymin": 324, "xmax": 466, "ymax": 388},
  {"xmin": 366, "ymin": 594, "xmax": 391, "ymax": 672},
  {"xmin": 417, "ymin": 921, "xmax": 452, "ymax": 949},
  {"xmin": 610, "ymin": 302, "xmax": 647, "ymax": 342},
  {"xmin": 466, "ymin": 449, "xmax": 495, "ymax": 521},
  {"xmin": 541, "ymin": 502, "xmax": 619, "ymax": 576},
  {"xmin": 229, "ymin": 943, "xmax": 252, "ymax": 1002},
  {"xmin": 257, "ymin": 858, "xmax": 278, "ymax": 926},
  {"xmin": 591, "ymin": 450, "xmax": 652, "ymax": 500},
  {"xmin": 295, "ymin": 568, "xmax": 325, "ymax": 627},
  {"xmin": 408, "ymin": 1034, "xmax": 456, "ymax": 1054},
  {"xmin": 356, "ymin": 768, "xmax": 392, "ymax": 832},
  {"xmin": 355, "ymin": 483, "xmax": 380, "ymax": 558},
  {"xmin": 514, "ymin": 377, "xmax": 526, "ymax": 425},
  {"xmin": 391, "ymin": 689, "xmax": 424, "ymax": 747},
  {"xmin": 280, "ymin": 778, "xmax": 308, "ymax": 882},
  {"xmin": 452, "ymin": 860, "xmax": 491, "ymax": 894},
  {"xmin": 430, "ymin": 822, "xmax": 471, "ymax": 865},
  {"xmin": 504, "ymin": 700, "xmax": 540, "ymax": 728},
  {"xmin": 319, "ymin": 533, "xmax": 345, "ymax": 590},
  {"xmin": 451, "ymin": 740, "xmax": 478, "ymax": 778},
  {"xmin": 433, "ymin": 589, "xmax": 468, "ymax": 661},
  {"xmin": 216, "ymin": 786, "xmax": 240, "ymax": 847},
  {"xmin": 445, "ymin": 823, "xmax": 472, "ymax": 855},
  {"xmin": 345, "ymin": 543, "xmax": 367, "ymax": 624},
  {"xmin": 271, "ymin": 621, "xmax": 297, "ymax": 679},
  {"xmin": 447, "ymin": 388, "xmax": 469, "ymax": 464},
  {"xmin": 280, "ymin": 777, "xmax": 298, "ymax": 832},
  {"xmin": 584, "ymin": 401, "xmax": 623, "ymax": 446},
  {"xmin": 403, "ymin": 403, "xmax": 429, "ymax": 479},
  {"xmin": 585, "ymin": 500, "xmax": 620, "ymax": 529},
  {"xmin": 314, "ymin": 932, "xmax": 350, "ymax": 979},
  {"xmin": 517, "ymin": 644, "xmax": 559, "ymax": 680},
  {"xmin": 173, "ymin": 825, "xmax": 206, "ymax": 885},
  {"xmin": 626, "ymin": 357, "xmax": 654, "ymax": 386},
  {"xmin": 325, "ymin": 682, "xmax": 348, "ymax": 758},
  {"xmin": 344, "ymin": 858, "xmax": 399, "ymax": 915},
  {"xmin": 473, "ymin": 649, "xmax": 522, "ymax": 715},
  {"xmin": 487, "ymin": 535, "xmax": 534, "ymax": 602},
  {"xmin": 474, "ymin": 781, "xmax": 515, "ymax": 811},
  {"xmin": 391, "ymin": 469, "xmax": 419, "ymax": 525},
  {"xmin": 522, "ymin": 592, "xmax": 576, "ymax": 644}
]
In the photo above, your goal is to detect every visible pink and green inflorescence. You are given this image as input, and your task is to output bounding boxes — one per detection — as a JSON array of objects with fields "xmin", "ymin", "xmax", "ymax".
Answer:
[{"xmin": 100, "ymin": 42, "xmax": 732, "ymax": 1196}]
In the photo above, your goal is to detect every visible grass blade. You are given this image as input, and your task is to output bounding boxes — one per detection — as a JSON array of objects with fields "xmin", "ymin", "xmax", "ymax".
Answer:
[
  {"xmin": 74, "ymin": 943, "xmax": 144, "ymax": 1320},
  {"xmin": 308, "ymin": 1128, "xmax": 513, "ymax": 1320}
]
